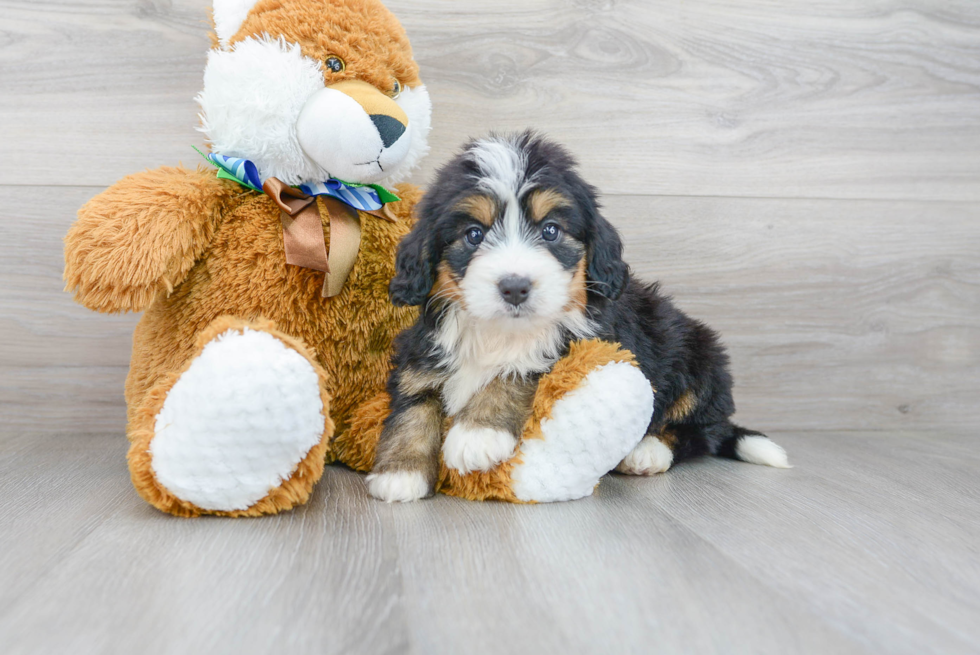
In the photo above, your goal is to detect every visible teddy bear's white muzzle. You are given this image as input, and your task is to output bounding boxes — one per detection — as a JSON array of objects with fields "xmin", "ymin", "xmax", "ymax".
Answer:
[{"xmin": 296, "ymin": 86, "xmax": 413, "ymax": 185}]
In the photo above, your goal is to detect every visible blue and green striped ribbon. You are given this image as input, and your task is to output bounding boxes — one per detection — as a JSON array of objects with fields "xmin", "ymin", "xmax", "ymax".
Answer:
[{"xmin": 194, "ymin": 147, "xmax": 399, "ymax": 210}]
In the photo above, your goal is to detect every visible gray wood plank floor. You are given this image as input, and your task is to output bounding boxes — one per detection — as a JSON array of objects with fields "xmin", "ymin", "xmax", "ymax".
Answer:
[
  {"xmin": 2, "ymin": 0, "xmax": 979, "ymax": 653},
  {"xmin": 1, "ymin": 430, "xmax": 978, "ymax": 655}
]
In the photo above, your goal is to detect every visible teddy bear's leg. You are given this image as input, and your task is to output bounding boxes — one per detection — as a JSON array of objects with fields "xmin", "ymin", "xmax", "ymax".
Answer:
[
  {"xmin": 127, "ymin": 317, "xmax": 333, "ymax": 517},
  {"xmin": 507, "ymin": 352, "xmax": 655, "ymax": 503}
]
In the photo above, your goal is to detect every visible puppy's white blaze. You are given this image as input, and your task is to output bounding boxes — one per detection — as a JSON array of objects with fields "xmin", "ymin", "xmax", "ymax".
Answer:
[
  {"xmin": 736, "ymin": 435, "xmax": 792, "ymax": 468},
  {"xmin": 470, "ymin": 138, "xmax": 526, "ymax": 201},
  {"xmin": 442, "ymin": 424, "xmax": 518, "ymax": 474},
  {"xmin": 366, "ymin": 471, "xmax": 429, "ymax": 503},
  {"xmin": 616, "ymin": 435, "xmax": 673, "ymax": 476}
]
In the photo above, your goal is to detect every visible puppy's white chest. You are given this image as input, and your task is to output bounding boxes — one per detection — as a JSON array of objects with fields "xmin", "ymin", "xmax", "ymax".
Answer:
[
  {"xmin": 442, "ymin": 363, "xmax": 492, "ymax": 417},
  {"xmin": 437, "ymin": 318, "xmax": 560, "ymax": 416}
]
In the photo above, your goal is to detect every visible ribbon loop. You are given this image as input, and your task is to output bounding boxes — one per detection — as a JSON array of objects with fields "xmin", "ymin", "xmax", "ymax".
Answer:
[
  {"xmin": 320, "ymin": 197, "xmax": 363, "ymax": 298},
  {"xmin": 263, "ymin": 178, "xmax": 330, "ymax": 277}
]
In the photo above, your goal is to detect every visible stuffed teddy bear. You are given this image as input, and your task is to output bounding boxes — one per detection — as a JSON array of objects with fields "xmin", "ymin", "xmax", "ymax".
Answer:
[{"xmin": 64, "ymin": 0, "xmax": 655, "ymax": 516}]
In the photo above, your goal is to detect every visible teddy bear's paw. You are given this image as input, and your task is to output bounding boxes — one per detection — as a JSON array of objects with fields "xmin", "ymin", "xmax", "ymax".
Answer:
[
  {"xmin": 148, "ymin": 328, "xmax": 327, "ymax": 512},
  {"xmin": 510, "ymin": 361, "xmax": 654, "ymax": 502},
  {"xmin": 442, "ymin": 424, "xmax": 518, "ymax": 474},
  {"xmin": 366, "ymin": 471, "xmax": 430, "ymax": 503},
  {"xmin": 615, "ymin": 435, "xmax": 674, "ymax": 476}
]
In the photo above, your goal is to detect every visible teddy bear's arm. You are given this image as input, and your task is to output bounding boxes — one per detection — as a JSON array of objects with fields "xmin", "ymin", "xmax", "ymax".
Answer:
[{"xmin": 64, "ymin": 165, "xmax": 243, "ymax": 313}]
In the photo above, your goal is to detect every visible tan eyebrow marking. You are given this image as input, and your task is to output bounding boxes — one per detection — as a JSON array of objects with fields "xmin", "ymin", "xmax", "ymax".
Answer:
[
  {"xmin": 454, "ymin": 194, "xmax": 498, "ymax": 227},
  {"xmin": 528, "ymin": 188, "xmax": 571, "ymax": 222}
]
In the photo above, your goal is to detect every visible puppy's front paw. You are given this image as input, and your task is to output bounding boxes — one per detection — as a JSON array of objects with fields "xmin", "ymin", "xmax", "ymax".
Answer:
[
  {"xmin": 442, "ymin": 424, "xmax": 517, "ymax": 474},
  {"xmin": 366, "ymin": 470, "xmax": 431, "ymax": 503},
  {"xmin": 615, "ymin": 435, "xmax": 674, "ymax": 476}
]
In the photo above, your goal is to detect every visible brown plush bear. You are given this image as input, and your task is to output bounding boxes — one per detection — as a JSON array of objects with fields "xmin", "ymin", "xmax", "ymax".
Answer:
[{"xmin": 64, "ymin": 0, "xmax": 655, "ymax": 517}]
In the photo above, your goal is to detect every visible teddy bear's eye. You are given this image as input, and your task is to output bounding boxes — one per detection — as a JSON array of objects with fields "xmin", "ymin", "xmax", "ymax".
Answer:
[
  {"xmin": 325, "ymin": 56, "xmax": 345, "ymax": 73},
  {"xmin": 390, "ymin": 79, "xmax": 402, "ymax": 99}
]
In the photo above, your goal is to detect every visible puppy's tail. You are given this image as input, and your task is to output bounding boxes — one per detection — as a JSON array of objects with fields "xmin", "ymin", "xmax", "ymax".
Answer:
[{"xmin": 717, "ymin": 423, "xmax": 792, "ymax": 469}]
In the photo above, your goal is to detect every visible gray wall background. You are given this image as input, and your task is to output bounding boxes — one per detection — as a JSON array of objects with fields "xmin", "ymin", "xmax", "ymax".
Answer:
[{"xmin": 2, "ymin": 0, "xmax": 978, "ymax": 436}]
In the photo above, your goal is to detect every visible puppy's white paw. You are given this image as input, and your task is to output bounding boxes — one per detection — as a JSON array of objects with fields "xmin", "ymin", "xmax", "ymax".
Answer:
[
  {"xmin": 442, "ymin": 424, "xmax": 517, "ymax": 474},
  {"xmin": 616, "ymin": 435, "xmax": 674, "ymax": 476},
  {"xmin": 366, "ymin": 470, "xmax": 430, "ymax": 503}
]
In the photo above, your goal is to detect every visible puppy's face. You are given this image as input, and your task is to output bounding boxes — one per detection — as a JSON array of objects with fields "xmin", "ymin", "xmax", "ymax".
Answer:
[
  {"xmin": 438, "ymin": 184, "xmax": 585, "ymax": 324},
  {"xmin": 391, "ymin": 132, "xmax": 628, "ymax": 327}
]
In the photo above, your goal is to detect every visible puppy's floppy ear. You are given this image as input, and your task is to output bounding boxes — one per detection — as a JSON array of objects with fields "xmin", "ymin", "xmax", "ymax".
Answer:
[
  {"xmin": 389, "ymin": 221, "xmax": 435, "ymax": 306},
  {"xmin": 572, "ymin": 179, "xmax": 629, "ymax": 300},
  {"xmin": 587, "ymin": 214, "xmax": 629, "ymax": 300}
]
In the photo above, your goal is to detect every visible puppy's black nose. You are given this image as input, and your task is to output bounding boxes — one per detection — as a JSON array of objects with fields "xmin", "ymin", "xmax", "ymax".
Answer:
[
  {"xmin": 498, "ymin": 275, "xmax": 532, "ymax": 306},
  {"xmin": 369, "ymin": 114, "xmax": 406, "ymax": 148}
]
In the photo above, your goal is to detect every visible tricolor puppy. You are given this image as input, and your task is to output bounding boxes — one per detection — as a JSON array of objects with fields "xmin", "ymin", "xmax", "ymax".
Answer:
[{"xmin": 367, "ymin": 132, "xmax": 789, "ymax": 502}]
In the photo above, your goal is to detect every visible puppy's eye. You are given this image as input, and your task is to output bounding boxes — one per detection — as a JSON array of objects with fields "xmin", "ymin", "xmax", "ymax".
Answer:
[
  {"xmin": 325, "ymin": 56, "xmax": 346, "ymax": 73},
  {"xmin": 390, "ymin": 79, "xmax": 402, "ymax": 98},
  {"xmin": 465, "ymin": 226, "xmax": 484, "ymax": 247},
  {"xmin": 541, "ymin": 222, "xmax": 562, "ymax": 242}
]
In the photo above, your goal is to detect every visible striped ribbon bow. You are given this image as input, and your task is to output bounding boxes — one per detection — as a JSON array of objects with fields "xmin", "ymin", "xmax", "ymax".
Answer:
[
  {"xmin": 199, "ymin": 150, "xmax": 399, "ymax": 298},
  {"xmin": 206, "ymin": 153, "xmax": 400, "ymax": 209}
]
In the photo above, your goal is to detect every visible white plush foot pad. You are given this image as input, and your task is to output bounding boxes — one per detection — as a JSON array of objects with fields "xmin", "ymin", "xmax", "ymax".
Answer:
[
  {"xmin": 616, "ymin": 435, "xmax": 674, "ymax": 476},
  {"xmin": 511, "ymin": 362, "xmax": 654, "ymax": 502},
  {"xmin": 442, "ymin": 424, "xmax": 517, "ymax": 474},
  {"xmin": 150, "ymin": 328, "xmax": 326, "ymax": 511}
]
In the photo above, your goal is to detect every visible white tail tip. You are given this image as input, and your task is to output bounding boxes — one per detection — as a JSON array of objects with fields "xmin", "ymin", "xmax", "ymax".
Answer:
[{"xmin": 736, "ymin": 435, "xmax": 792, "ymax": 469}]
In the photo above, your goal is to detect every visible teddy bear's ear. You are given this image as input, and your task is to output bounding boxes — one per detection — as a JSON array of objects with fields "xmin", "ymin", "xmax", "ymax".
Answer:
[{"xmin": 212, "ymin": 0, "xmax": 262, "ymax": 48}]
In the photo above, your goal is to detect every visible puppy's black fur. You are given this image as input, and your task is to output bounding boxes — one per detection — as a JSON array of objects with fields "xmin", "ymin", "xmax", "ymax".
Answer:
[{"xmin": 374, "ymin": 132, "xmax": 775, "ymax": 492}]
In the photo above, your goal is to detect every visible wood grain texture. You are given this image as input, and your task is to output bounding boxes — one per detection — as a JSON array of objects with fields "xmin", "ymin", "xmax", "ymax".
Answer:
[
  {"xmin": 616, "ymin": 195, "xmax": 980, "ymax": 433},
  {"xmin": 2, "ymin": 2, "xmax": 979, "ymax": 652},
  {"xmin": 1, "ymin": 0, "xmax": 979, "ymax": 199},
  {"xmin": 4, "ymin": 186, "xmax": 976, "ymax": 434},
  {"xmin": 1, "ymin": 429, "xmax": 978, "ymax": 654}
]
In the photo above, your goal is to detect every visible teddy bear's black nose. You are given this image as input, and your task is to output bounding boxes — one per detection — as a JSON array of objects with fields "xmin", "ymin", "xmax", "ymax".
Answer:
[{"xmin": 369, "ymin": 114, "xmax": 406, "ymax": 148}]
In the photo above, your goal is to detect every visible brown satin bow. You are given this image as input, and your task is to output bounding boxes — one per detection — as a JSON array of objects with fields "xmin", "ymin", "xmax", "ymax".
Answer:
[{"xmin": 262, "ymin": 177, "xmax": 395, "ymax": 297}]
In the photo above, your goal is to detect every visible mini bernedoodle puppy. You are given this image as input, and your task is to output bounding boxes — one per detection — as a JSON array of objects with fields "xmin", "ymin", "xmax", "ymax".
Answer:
[{"xmin": 367, "ymin": 131, "xmax": 789, "ymax": 502}]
